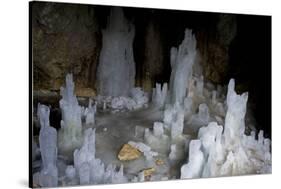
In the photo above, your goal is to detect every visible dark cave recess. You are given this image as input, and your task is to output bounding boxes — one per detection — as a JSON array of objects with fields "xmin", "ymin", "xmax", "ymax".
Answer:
[{"xmin": 31, "ymin": 2, "xmax": 271, "ymax": 138}]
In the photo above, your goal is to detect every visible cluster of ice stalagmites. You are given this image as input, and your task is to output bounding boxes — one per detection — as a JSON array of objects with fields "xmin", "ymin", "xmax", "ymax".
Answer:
[
  {"xmin": 140, "ymin": 29, "xmax": 199, "ymax": 177},
  {"xmin": 180, "ymin": 79, "xmax": 271, "ymax": 179},
  {"xmin": 58, "ymin": 74, "xmax": 83, "ymax": 156},
  {"xmin": 145, "ymin": 28, "xmax": 271, "ymax": 181},
  {"xmin": 69, "ymin": 128, "xmax": 127, "ymax": 185},
  {"xmin": 35, "ymin": 104, "xmax": 58, "ymax": 187},
  {"xmin": 97, "ymin": 7, "xmax": 136, "ymax": 97}
]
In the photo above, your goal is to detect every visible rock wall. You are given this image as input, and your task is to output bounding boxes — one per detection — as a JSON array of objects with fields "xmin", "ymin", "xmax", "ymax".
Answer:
[
  {"xmin": 196, "ymin": 14, "xmax": 237, "ymax": 84},
  {"xmin": 32, "ymin": 3, "xmax": 236, "ymax": 94},
  {"xmin": 32, "ymin": 2, "xmax": 101, "ymax": 95}
]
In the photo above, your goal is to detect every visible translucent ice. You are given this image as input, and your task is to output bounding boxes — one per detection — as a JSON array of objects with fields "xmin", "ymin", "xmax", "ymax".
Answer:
[
  {"xmin": 153, "ymin": 122, "xmax": 164, "ymax": 137},
  {"xmin": 180, "ymin": 79, "xmax": 271, "ymax": 179},
  {"xmin": 169, "ymin": 144, "xmax": 180, "ymax": 161},
  {"xmin": 170, "ymin": 107, "xmax": 185, "ymax": 139},
  {"xmin": 188, "ymin": 103, "xmax": 210, "ymax": 130},
  {"xmin": 224, "ymin": 79, "xmax": 248, "ymax": 146},
  {"xmin": 144, "ymin": 126, "xmax": 170, "ymax": 154},
  {"xmin": 58, "ymin": 74, "xmax": 83, "ymax": 156},
  {"xmin": 130, "ymin": 87, "xmax": 149, "ymax": 108},
  {"xmin": 97, "ymin": 7, "xmax": 136, "ymax": 97},
  {"xmin": 104, "ymin": 87, "xmax": 148, "ymax": 112},
  {"xmin": 84, "ymin": 99, "xmax": 96, "ymax": 125},
  {"xmin": 180, "ymin": 140, "xmax": 204, "ymax": 179},
  {"xmin": 128, "ymin": 141, "xmax": 158, "ymax": 161},
  {"xmin": 169, "ymin": 29, "xmax": 197, "ymax": 105},
  {"xmin": 73, "ymin": 128, "xmax": 127, "ymax": 184},
  {"xmin": 37, "ymin": 103, "xmax": 58, "ymax": 187},
  {"xmin": 64, "ymin": 165, "xmax": 78, "ymax": 186},
  {"xmin": 152, "ymin": 83, "xmax": 168, "ymax": 108}
]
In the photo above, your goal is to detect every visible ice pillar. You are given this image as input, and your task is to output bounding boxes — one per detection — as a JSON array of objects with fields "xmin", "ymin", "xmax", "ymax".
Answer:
[
  {"xmin": 37, "ymin": 103, "xmax": 58, "ymax": 187},
  {"xmin": 97, "ymin": 7, "xmax": 136, "ymax": 97},
  {"xmin": 224, "ymin": 79, "xmax": 248, "ymax": 146},
  {"xmin": 169, "ymin": 29, "xmax": 197, "ymax": 105},
  {"xmin": 58, "ymin": 74, "xmax": 83, "ymax": 155}
]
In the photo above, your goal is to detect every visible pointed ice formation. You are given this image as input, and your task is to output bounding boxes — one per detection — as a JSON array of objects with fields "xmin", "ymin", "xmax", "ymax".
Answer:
[
  {"xmin": 169, "ymin": 29, "xmax": 197, "ymax": 105},
  {"xmin": 58, "ymin": 74, "xmax": 83, "ymax": 156},
  {"xmin": 224, "ymin": 79, "xmax": 248, "ymax": 146},
  {"xmin": 37, "ymin": 103, "xmax": 58, "ymax": 187},
  {"xmin": 188, "ymin": 103, "xmax": 210, "ymax": 130},
  {"xmin": 180, "ymin": 140, "xmax": 204, "ymax": 179},
  {"xmin": 97, "ymin": 7, "xmax": 136, "ymax": 97},
  {"xmin": 152, "ymin": 83, "xmax": 168, "ymax": 108},
  {"xmin": 84, "ymin": 99, "xmax": 96, "ymax": 125},
  {"xmin": 73, "ymin": 128, "xmax": 127, "ymax": 185},
  {"xmin": 170, "ymin": 107, "xmax": 185, "ymax": 140}
]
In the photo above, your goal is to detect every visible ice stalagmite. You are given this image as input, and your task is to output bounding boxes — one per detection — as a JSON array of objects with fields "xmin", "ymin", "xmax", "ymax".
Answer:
[
  {"xmin": 58, "ymin": 74, "xmax": 83, "ymax": 156},
  {"xmin": 97, "ymin": 7, "xmax": 135, "ymax": 97},
  {"xmin": 169, "ymin": 29, "xmax": 197, "ymax": 105},
  {"xmin": 223, "ymin": 79, "xmax": 248, "ymax": 146},
  {"xmin": 37, "ymin": 103, "xmax": 58, "ymax": 187},
  {"xmin": 84, "ymin": 99, "xmax": 96, "ymax": 125},
  {"xmin": 180, "ymin": 140, "xmax": 204, "ymax": 179},
  {"xmin": 152, "ymin": 83, "xmax": 168, "ymax": 108},
  {"xmin": 73, "ymin": 128, "xmax": 127, "ymax": 185}
]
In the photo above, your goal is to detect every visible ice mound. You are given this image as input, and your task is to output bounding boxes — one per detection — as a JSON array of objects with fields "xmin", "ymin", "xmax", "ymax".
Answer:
[
  {"xmin": 96, "ymin": 87, "xmax": 148, "ymax": 112},
  {"xmin": 58, "ymin": 74, "xmax": 83, "ymax": 156},
  {"xmin": 97, "ymin": 7, "xmax": 135, "ymax": 97},
  {"xmin": 188, "ymin": 103, "xmax": 210, "ymax": 130},
  {"xmin": 36, "ymin": 104, "xmax": 58, "ymax": 187},
  {"xmin": 144, "ymin": 123, "xmax": 170, "ymax": 154},
  {"xmin": 128, "ymin": 141, "xmax": 159, "ymax": 161}
]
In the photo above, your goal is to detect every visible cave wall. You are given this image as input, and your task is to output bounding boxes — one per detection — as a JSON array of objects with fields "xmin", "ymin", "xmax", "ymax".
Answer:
[
  {"xmin": 32, "ymin": 3, "xmax": 236, "ymax": 94},
  {"xmin": 32, "ymin": 2, "xmax": 101, "ymax": 96}
]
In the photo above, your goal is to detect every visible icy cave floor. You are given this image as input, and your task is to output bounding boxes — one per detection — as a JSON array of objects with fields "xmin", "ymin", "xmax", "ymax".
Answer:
[{"xmin": 33, "ymin": 104, "xmax": 190, "ymax": 184}]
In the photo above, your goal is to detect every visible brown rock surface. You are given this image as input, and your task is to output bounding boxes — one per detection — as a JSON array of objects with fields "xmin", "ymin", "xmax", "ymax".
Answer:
[
  {"xmin": 143, "ymin": 167, "xmax": 156, "ymax": 177},
  {"xmin": 118, "ymin": 144, "xmax": 142, "ymax": 161},
  {"xmin": 32, "ymin": 2, "xmax": 101, "ymax": 91}
]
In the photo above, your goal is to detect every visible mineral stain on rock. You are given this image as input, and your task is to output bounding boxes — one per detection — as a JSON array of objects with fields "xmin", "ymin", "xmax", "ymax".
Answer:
[{"xmin": 118, "ymin": 143, "xmax": 142, "ymax": 161}]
